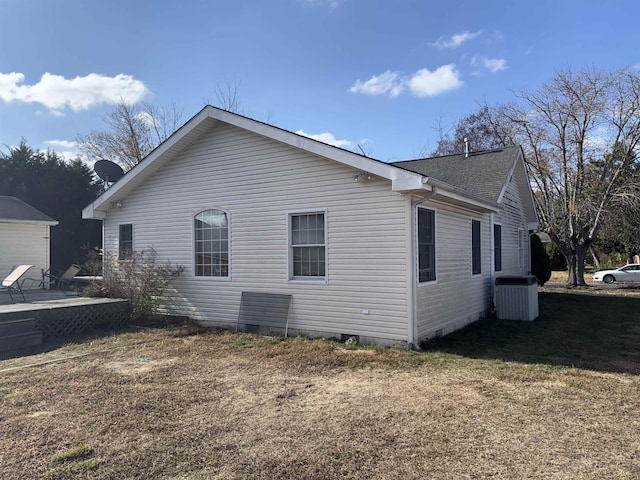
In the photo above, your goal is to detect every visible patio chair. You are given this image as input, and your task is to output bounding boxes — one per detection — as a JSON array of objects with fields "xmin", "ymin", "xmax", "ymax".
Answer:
[
  {"xmin": 41, "ymin": 264, "xmax": 82, "ymax": 293},
  {"xmin": 1, "ymin": 265, "xmax": 33, "ymax": 302}
]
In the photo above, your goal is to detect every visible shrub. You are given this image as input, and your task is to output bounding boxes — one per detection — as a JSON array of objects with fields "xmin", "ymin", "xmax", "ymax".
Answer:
[
  {"xmin": 531, "ymin": 233, "xmax": 552, "ymax": 286},
  {"xmin": 547, "ymin": 241, "xmax": 567, "ymax": 270},
  {"xmin": 83, "ymin": 247, "xmax": 184, "ymax": 321}
]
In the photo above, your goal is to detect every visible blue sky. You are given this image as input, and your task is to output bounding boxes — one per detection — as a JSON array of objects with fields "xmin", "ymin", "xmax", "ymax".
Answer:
[{"xmin": 0, "ymin": 0, "xmax": 638, "ymax": 163}]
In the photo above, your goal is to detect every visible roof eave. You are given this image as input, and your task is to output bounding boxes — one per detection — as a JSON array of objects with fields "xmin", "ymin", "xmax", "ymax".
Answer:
[
  {"xmin": 0, "ymin": 219, "xmax": 59, "ymax": 226},
  {"xmin": 84, "ymin": 105, "xmax": 430, "ymax": 218}
]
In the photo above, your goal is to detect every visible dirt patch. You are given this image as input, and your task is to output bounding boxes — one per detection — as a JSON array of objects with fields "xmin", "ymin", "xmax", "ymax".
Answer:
[{"xmin": 101, "ymin": 357, "xmax": 177, "ymax": 375}]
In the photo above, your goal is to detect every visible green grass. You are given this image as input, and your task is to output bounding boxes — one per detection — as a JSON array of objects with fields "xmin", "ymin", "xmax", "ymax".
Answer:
[
  {"xmin": 426, "ymin": 290, "xmax": 640, "ymax": 373},
  {"xmin": 48, "ymin": 444, "xmax": 99, "ymax": 479}
]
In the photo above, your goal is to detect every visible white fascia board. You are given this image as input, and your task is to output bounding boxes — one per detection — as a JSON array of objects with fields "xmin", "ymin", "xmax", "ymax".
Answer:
[
  {"xmin": 391, "ymin": 175, "xmax": 428, "ymax": 192},
  {"xmin": 0, "ymin": 219, "xmax": 59, "ymax": 226},
  {"xmin": 82, "ymin": 203, "xmax": 106, "ymax": 220}
]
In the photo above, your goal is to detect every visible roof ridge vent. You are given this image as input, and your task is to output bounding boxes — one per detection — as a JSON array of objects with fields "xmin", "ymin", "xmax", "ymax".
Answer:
[{"xmin": 464, "ymin": 137, "xmax": 470, "ymax": 158}]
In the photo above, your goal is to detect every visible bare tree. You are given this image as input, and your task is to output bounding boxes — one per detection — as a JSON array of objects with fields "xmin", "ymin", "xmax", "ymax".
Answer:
[
  {"xmin": 78, "ymin": 101, "xmax": 183, "ymax": 171},
  {"xmin": 430, "ymin": 104, "xmax": 514, "ymax": 156},
  {"xmin": 506, "ymin": 68, "xmax": 640, "ymax": 285},
  {"xmin": 431, "ymin": 68, "xmax": 640, "ymax": 286},
  {"xmin": 205, "ymin": 79, "xmax": 242, "ymax": 113}
]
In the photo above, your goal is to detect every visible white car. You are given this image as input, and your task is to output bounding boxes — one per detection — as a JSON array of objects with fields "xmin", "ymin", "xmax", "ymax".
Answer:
[{"xmin": 592, "ymin": 264, "xmax": 640, "ymax": 284}]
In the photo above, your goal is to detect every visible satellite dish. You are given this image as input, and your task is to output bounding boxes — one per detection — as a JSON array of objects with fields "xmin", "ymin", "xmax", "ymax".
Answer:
[{"xmin": 94, "ymin": 160, "xmax": 125, "ymax": 185}]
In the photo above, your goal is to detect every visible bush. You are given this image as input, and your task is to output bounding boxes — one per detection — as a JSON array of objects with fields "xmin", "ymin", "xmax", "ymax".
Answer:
[
  {"xmin": 83, "ymin": 247, "xmax": 184, "ymax": 321},
  {"xmin": 531, "ymin": 233, "xmax": 552, "ymax": 286},
  {"xmin": 547, "ymin": 241, "xmax": 567, "ymax": 270}
]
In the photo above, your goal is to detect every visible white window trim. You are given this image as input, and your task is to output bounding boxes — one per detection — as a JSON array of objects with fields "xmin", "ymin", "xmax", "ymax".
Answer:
[
  {"xmin": 192, "ymin": 207, "xmax": 232, "ymax": 281},
  {"xmin": 287, "ymin": 209, "xmax": 328, "ymax": 284},
  {"xmin": 416, "ymin": 206, "xmax": 437, "ymax": 285}
]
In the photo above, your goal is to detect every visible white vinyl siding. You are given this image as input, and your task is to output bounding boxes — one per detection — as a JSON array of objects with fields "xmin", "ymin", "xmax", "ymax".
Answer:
[
  {"xmin": 103, "ymin": 123, "xmax": 410, "ymax": 343},
  {"xmin": 415, "ymin": 202, "xmax": 493, "ymax": 341},
  {"xmin": 494, "ymin": 169, "xmax": 529, "ymax": 276},
  {"xmin": 0, "ymin": 223, "xmax": 52, "ymax": 281}
]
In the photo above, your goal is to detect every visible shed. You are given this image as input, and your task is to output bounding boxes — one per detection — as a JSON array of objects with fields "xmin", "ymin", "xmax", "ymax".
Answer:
[{"xmin": 0, "ymin": 196, "xmax": 58, "ymax": 278}]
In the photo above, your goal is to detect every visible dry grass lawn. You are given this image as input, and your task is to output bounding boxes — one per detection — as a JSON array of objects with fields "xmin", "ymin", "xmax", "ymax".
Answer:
[{"xmin": 1, "ymin": 290, "xmax": 639, "ymax": 479}]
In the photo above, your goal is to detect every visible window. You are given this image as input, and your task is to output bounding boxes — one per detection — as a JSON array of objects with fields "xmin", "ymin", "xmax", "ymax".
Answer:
[
  {"xmin": 518, "ymin": 229, "xmax": 525, "ymax": 269},
  {"xmin": 494, "ymin": 224, "xmax": 502, "ymax": 272},
  {"xmin": 472, "ymin": 219, "xmax": 481, "ymax": 275},
  {"xmin": 290, "ymin": 213, "xmax": 325, "ymax": 279},
  {"xmin": 418, "ymin": 208, "xmax": 436, "ymax": 282},
  {"xmin": 119, "ymin": 224, "xmax": 133, "ymax": 259},
  {"xmin": 195, "ymin": 209, "xmax": 229, "ymax": 277}
]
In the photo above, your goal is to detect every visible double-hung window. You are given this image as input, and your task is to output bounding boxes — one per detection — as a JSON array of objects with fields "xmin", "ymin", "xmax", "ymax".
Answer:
[
  {"xmin": 417, "ymin": 208, "xmax": 436, "ymax": 282},
  {"xmin": 195, "ymin": 209, "xmax": 229, "ymax": 277},
  {"xmin": 119, "ymin": 224, "xmax": 133, "ymax": 260},
  {"xmin": 518, "ymin": 228, "xmax": 526, "ymax": 269},
  {"xmin": 494, "ymin": 224, "xmax": 502, "ymax": 272},
  {"xmin": 290, "ymin": 213, "xmax": 325, "ymax": 279},
  {"xmin": 472, "ymin": 219, "xmax": 481, "ymax": 275}
]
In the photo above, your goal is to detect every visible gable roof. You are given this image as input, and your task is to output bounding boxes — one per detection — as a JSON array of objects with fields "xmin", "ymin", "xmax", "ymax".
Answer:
[
  {"xmin": 391, "ymin": 146, "xmax": 522, "ymax": 203},
  {"xmin": 0, "ymin": 196, "xmax": 58, "ymax": 225},
  {"xmin": 83, "ymin": 106, "xmax": 502, "ymax": 220},
  {"xmin": 394, "ymin": 146, "xmax": 538, "ymax": 228}
]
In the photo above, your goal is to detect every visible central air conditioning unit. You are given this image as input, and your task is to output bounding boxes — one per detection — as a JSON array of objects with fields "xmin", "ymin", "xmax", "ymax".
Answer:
[{"xmin": 494, "ymin": 275, "xmax": 539, "ymax": 321}]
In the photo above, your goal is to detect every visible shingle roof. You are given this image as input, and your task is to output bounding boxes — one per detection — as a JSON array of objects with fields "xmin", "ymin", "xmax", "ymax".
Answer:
[
  {"xmin": 0, "ymin": 196, "xmax": 57, "ymax": 224},
  {"xmin": 391, "ymin": 145, "xmax": 521, "ymax": 203}
]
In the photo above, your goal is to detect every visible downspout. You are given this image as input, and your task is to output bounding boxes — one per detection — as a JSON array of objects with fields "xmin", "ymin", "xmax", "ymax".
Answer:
[{"xmin": 408, "ymin": 184, "xmax": 438, "ymax": 350}]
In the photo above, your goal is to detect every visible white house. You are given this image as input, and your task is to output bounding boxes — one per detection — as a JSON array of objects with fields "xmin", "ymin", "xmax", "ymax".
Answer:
[
  {"xmin": 83, "ymin": 106, "xmax": 538, "ymax": 348},
  {"xmin": 0, "ymin": 196, "xmax": 58, "ymax": 279}
]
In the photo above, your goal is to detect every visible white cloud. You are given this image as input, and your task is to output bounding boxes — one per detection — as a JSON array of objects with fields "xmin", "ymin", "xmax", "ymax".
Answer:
[
  {"xmin": 304, "ymin": 0, "xmax": 341, "ymax": 8},
  {"xmin": 43, "ymin": 139, "xmax": 80, "ymax": 161},
  {"xmin": 350, "ymin": 65, "xmax": 462, "ymax": 99},
  {"xmin": 349, "ymin": 70, "xmax": 404, "ymax": 97},
  {"xmin": 429, "ymin": 30, "xmax": 481, "ymax": 50},
  {"xmin": 407, "ymin": 65, "xmax": 463, "ymax": 97},
  {"xmin": 0, "ymin": 72, "xmax": 149, "ymax": 113},
  {"xmin": 471, "ymin": 56, "xmax": 508, "ymax": 73},
  {"xmin": 296, "ymin": 129, "xmax": 354, "ymax": 149},
  {"xmin": 44, "ymin": 139, "xmax": 77, "ymax": 150}
]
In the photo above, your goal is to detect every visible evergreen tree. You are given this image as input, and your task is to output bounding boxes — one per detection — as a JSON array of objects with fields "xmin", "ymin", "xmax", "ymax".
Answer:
[{"xmin": 0, "ymin": 140, "xmax": 102, "ymax": 270}]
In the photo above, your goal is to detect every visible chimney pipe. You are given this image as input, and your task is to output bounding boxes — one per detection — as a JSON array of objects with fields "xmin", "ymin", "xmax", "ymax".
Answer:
[{"xmin": 464, "ymin": 137, "xmax": 470, "ymax": 158}]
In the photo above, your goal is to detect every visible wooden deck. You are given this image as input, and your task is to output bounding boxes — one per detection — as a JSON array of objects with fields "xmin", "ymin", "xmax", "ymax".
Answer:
[{"xmin": 0, "ymin": 290, "xmax": 131, "ymax": 341}]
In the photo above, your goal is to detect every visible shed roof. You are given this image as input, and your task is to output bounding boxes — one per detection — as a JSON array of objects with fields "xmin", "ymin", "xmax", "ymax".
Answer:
[
  {"xmin": 0, "ymin": 196, "xmax": 58, "ymax": 225},
  {"xmin": 392, "ymin": 146, "xmax": 522, "ymax": 203}
]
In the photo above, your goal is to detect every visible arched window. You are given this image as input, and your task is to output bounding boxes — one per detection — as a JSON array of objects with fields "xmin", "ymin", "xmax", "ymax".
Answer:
[{"xmin": 194, "ymin": 209, "xmax": 229, "ymax": 277}]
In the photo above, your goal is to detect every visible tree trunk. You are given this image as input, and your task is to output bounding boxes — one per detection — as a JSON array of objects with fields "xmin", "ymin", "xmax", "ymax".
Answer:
[
  {"xmin": 576, "ymin": 245, "xmax": 589, "ymax": 286},
  {"xmin": 566, "ymin": 254, "xmax": 578, "ymax": 286},
  {"xmin": 566, "ymin": 245, "xmax": 590, "ymax": 286}
]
